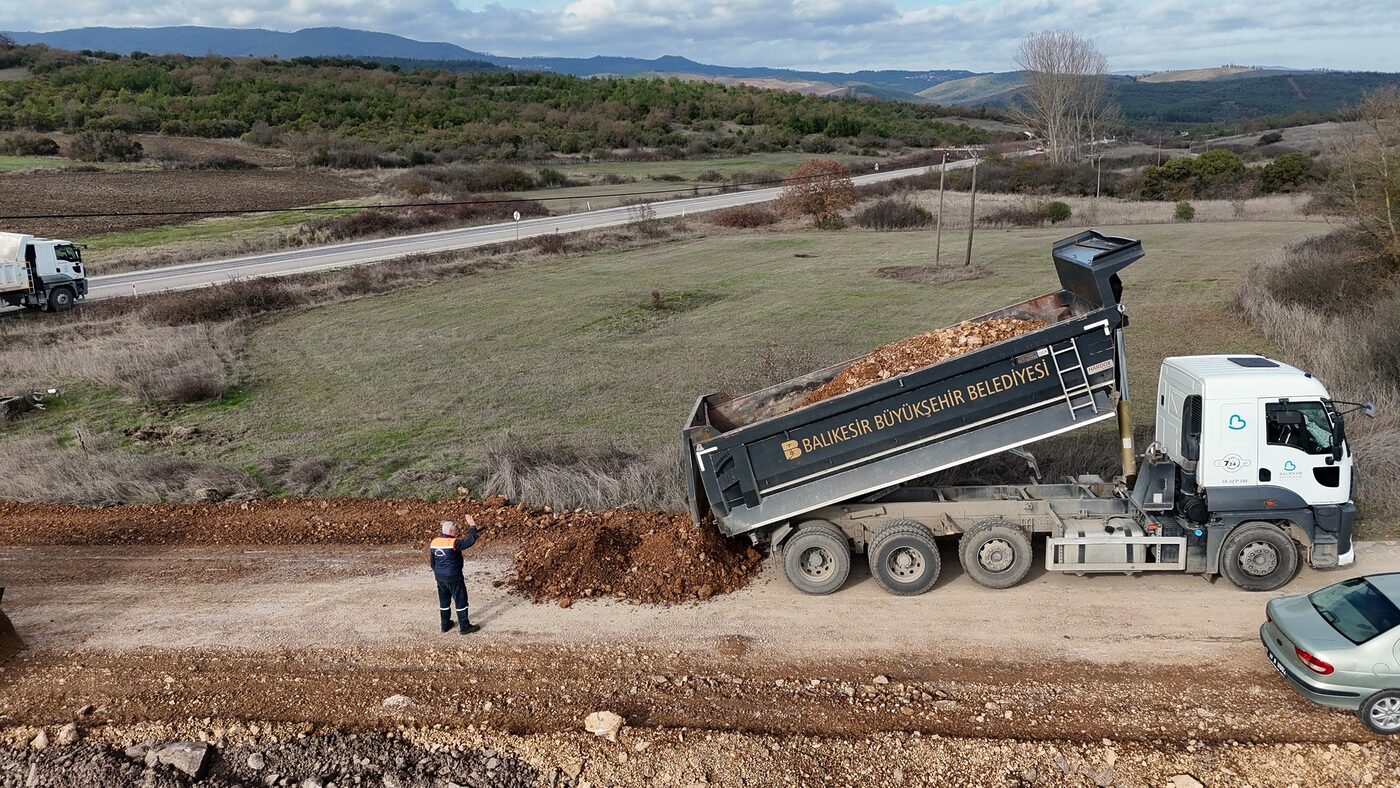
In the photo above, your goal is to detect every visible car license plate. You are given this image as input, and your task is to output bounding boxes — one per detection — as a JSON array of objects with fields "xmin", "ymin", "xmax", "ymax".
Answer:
[{"xmin": 1268, "ymin": 651, "xmax": 1288, "ymax": 678}]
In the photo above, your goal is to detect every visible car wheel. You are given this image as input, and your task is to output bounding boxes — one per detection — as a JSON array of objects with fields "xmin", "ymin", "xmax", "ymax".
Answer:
[
  {"xmin": 1220, "ymin": 522, "xmax": 1298, "ymax": 592},
  {"xmin": 867, "ymin": 519, "xmax": 941, "ymax": 596},
  {"xmin": 958, "ymin": 519, "xmax": 1033, "ymax": 589},
  {"xmin": 1359, "ymin": 690, "xmax": 1400, "ymax": 735},
  {"xmin": 781, "ymin": 520, "xmax": 851, "ymax": 596},
  {"xmin": 47, "ymin": 286, "xmax": 75, "ymax": 313}
]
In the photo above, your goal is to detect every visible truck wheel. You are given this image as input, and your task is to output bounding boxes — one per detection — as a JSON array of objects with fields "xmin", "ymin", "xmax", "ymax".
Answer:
[
  {"xmin": 781, "ymin": 521, "xmax": 851, "ymax": 596},
  {"xmin": 958, "ymin": 520, "xmax": 1033, "ymax": 589},
  {"xmin": 1358, "ymin": 690, "xmax": 1400, "ymax": 735},
  {"xmin": 1221, "ymin": 523, "xmax": 1298, "ymax": 592},
  {"xmin": 46, "ymin": 286, "xmax": 75, "ymax": 313},
  {"xmin": 867, "ymin": 520, "xmax": 941, "ymax": 596}
]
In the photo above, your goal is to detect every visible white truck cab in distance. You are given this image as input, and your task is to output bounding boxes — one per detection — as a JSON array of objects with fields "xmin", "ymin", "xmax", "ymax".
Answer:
[{"xmin": 0, "ymin": 232, "xmax": 88, "ymax": 312}]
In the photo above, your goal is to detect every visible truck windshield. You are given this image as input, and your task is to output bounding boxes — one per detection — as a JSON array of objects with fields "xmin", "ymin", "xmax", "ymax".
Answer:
[
  {"xmin": 54, "ymin": 244, "xmax": 81, "ymax": 263},
  {"xmin": 1265, "ymin": 401, "xmax": 1335, "ymax": 455},
  {"xmin": 1309, "ymin": 577, "xmax": 1400, "ymax": 644}
]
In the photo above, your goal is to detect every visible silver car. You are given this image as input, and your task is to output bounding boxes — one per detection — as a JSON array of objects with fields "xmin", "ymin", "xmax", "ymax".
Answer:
[{"xmin": 1261, "ymin": 572, "xmax": 1400, "ymax": 734}]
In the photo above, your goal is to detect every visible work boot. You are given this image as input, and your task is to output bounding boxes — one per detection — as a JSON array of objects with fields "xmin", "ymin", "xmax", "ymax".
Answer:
[
  {"xmin": 441, "ymin": 621, "xmax": 455, "ymax": 633},
  {"xmin": 460, "ymin": 623, "xmax": 481, "ymax": 635}
]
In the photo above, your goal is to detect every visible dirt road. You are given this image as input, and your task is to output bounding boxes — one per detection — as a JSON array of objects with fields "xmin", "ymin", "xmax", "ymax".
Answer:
[{"xmin": 1, "ymin": 515, "xmax": 1399, "ymax": 785}]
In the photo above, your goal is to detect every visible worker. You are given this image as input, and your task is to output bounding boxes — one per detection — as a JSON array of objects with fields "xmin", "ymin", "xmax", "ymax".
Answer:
[{"xmin": 430, "ymin": 516, "xmax": 480, "ymax": 634}]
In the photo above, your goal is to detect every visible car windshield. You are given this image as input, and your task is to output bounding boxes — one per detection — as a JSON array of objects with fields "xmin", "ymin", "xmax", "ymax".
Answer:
[{"xmin": 1309, "ymin": 577, "xmax": 1400, "ymax": 644}]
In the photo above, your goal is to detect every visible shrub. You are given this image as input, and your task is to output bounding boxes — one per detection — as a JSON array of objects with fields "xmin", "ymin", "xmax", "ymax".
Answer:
[
  {"xmin": 0, "ymin": 132, "xmax": 59, "ymax": 156},
  {"xmin": 534, "ymin": 233, "xmax": 568, "ymax": 254},
  {"xmin": 707, "ymin": 205, "xmax": 779, "ymax": 228},
  {"xmin": 1256, "ymin": 131, "xmax": 1284, "ymax": 146},
  {"xmin": 1174, "ymin": 200, "xmax": 1196, "ymax": 222},
  {"xmin": 983, "ymin": 204, "xmax": 1047, "ymax": 227},
  {"xmin": 141, "ymin": 278, "xmax": 308, "ymax": 326},
  {"xmin": 853, "ymin": 199, "xmax": 933, "ymax": 230},
  {"xmin": 68, "ymin": 130, "xmax": 142, "ymax": 162},
  {"xmin": 1045, "ymin": 201, "xmax": 1072, "ymax": 223},
  {"xmin": 1260, "ymin": 152, "xmax": 1314, "ymax": 193},
  {"xmin": 535, "ymin": 167, "xmax": 578, "ymax": 188}
]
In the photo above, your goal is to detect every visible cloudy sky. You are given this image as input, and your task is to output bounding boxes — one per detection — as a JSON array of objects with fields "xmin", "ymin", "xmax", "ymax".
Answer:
[{"xmin": 6, "ymin": 0, "xmax": 1399, "ymax": 73}]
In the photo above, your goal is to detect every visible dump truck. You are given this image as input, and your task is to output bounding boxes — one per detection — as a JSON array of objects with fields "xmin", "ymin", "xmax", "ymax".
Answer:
[
  {"xmin": 683, "ymin": 230, "xmax": 1367, "ymax": 595},
  {"xmin": 0, "ymin": 232, "xmax": 88, "ymax": 312}
]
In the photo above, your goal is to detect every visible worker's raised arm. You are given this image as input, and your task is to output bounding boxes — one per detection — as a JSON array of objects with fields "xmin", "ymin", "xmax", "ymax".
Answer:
[{"xmin": 457, "ymin": 513, "xmax": 480, "ymax": 550}]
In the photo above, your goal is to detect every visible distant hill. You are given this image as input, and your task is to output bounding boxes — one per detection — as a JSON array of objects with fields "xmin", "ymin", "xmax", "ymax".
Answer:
[
  {"xmin": 920, "ymin": 68, "xmax": 1400, "ymax": 126},
  {"xmin": 4, "ymin": 26, "xmax": 491, "ymax": 61},
  {"xmin": 918, "ymin": 72, "xmax": 1030, "ymax": 105},
  {"xmin": 4, "ymin": 26, "xmax": 973, "ymax": 101}
]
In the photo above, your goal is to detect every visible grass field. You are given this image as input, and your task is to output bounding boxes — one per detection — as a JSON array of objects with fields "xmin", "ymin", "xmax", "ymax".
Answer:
[
  {"xmin": 78, "ymin": 203, "xmax": 364, "ymax": 253},
  {"xmin": 0, "ymin": 155, "xmax": 68, "ymax": 172},
  {"xmin": 11, "ymin": 220, "xmax": 1315, "ymax": 497}
]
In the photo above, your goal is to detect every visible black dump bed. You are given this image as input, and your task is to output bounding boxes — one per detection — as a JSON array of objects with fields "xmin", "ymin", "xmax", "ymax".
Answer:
[{"xmin": 684, "ymin": 230, "xmax": 1143, "ymax": 537}]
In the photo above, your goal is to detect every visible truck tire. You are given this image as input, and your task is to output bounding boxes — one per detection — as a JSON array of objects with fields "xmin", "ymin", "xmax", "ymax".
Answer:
[
  {"xmin": 1220, "ymin": 522, "xmax": 1298, "ymax": 591},
  {"xmin": 781, "ymin": 521, "xmax": 851, "ymax": 596},
  {"xmin": 867, "ymin": 519, "xmax": 941, "ymax": 596},
  {"xmin": 46, "ymin": 286, "xmax": 75, "ymax": 313},
  {"xmin": 1358, "ymin": 690, "xmax": 1400, "ymax": 735},
  {"xmin": 958, "ymin": 519, "xmax": 1033, "ymax": 589}
]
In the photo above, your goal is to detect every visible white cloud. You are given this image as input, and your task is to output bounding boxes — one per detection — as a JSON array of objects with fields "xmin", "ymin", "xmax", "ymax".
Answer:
[{"xmin": 3, "ymin": 0, "xmax": 1398, "ymax": 72}]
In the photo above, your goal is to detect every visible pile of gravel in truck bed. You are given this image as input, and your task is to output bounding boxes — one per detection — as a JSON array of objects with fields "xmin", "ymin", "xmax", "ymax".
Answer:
[{"xmin": 803, "ymin": 317, "xmax": 1047, "ymax": 406}]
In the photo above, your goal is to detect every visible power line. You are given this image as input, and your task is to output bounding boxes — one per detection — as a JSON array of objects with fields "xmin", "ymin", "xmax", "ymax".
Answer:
[{"xmin": 0, "ymin": 165, "xmax": 945, "ymax": 222}]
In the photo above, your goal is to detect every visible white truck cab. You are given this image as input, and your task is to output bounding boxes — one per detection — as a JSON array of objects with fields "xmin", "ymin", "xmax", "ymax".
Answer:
[
  {"xmin": 1155, "ymin": 354, "xmax": 1356, "ymax": 571},
  {"xmin": 0, "ymin": 232, "xmax": 88, "ymax": 312}
]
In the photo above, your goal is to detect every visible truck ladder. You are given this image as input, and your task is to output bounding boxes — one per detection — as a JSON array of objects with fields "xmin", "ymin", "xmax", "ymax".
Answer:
[{"xmin": 1050, "ymin": 338, "xmax": 1099, "ymax": 420}]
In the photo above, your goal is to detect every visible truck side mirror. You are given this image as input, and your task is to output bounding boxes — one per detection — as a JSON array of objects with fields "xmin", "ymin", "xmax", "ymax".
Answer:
[{"xmin": 1330, "ymin": 411, "xmax": 1346, "ymax": 460}]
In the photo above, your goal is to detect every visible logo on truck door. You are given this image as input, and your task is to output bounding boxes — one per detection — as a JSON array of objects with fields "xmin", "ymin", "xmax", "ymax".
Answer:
[
  {"xmin": 1228, "ymin": 414, "xmax": 1247, "ymax": 431},
  {"xmin": 781, "ymin": 440, "xmax": 803, "ymax": 460}
]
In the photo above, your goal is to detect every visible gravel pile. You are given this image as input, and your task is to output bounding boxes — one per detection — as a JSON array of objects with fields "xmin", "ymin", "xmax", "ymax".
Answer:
[
  {"xmin": 804, "ymin": 317, "xmax": 1047, "ymax": 405},
  {"xmin": 508, "ymin": 509, "xmax": 764, "ymax": 605}
]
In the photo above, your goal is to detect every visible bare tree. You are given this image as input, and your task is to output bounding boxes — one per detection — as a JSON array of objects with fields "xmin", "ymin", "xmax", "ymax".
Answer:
[
  {"xmin": 0, "ymin": 33, "xmax": 15, "ymax": 49},
  {"xmin": 1335, "ymin": 86, "xmax": 1400, "ymax": 259},
  {"xmin": 1011, "ymin": 31, "xmax": 1115, "ymax": 164},
  {"xmin": 776, "ymin": 159, "xmax": 856, "ymax": 227}
]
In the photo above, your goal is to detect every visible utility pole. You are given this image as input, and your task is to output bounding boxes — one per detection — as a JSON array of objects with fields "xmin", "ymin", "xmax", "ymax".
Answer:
[
  {"xmin": 1095, "ymin": 155, "xmax": 1102, "ymax": 200},
  {"xmin": 935, "ymin": 151, "xmax": 946, "ymax": 267},
  {"xmin": 964, "ymin": 155, "xmax": 978, "ymax": 268}
]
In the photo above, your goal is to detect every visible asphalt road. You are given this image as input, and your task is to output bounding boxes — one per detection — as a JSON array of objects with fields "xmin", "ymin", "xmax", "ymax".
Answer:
[{"xmin": 84, "ymin": 160, "xmax": 978, "ymax": 301}]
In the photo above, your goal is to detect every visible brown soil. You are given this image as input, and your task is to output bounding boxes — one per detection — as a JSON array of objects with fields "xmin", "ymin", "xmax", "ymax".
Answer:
[
  {"xmin": 133, "ymin": 135, "xmax": 299, "ymax": 168},
  {"xmin": 509, "ymin": 510, "xmax": 763, "ymax": 605},
  {"xmin": 0, "ymin": 169, "xmax": 368, "ymax": 239},
  {"xmin": 804, "ymin": 317, "xmax": 1047, "ymax": 405},
  {"xmin": 0, "ymin": 496, "xmax": 763, "ymax": 605}
]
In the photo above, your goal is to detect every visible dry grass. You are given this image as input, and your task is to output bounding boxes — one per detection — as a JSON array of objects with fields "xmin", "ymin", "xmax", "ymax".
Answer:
[
  {"xmin": 0, "ymin": 429, "xmax": 262, "ymax": 504},
  {"xmin": 481, "ymin": 433, "xmax": 687, "ymax": 512},
  {"xmin": 1236, "ymin": 232, "xmax": 1400, "ymax": 529},
  {"xmin": 0, "ymin": 321, "xmax": 242, "ymax": 403},
  {"xmin": 856, "ymin": 190, "xmax": 1327, "ymax": 230}
]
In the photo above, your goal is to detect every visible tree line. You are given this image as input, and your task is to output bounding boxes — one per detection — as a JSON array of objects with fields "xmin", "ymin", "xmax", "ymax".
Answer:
[{"xmin": 0, "ymin": 44, "xmax": 995, "ymax": 163}]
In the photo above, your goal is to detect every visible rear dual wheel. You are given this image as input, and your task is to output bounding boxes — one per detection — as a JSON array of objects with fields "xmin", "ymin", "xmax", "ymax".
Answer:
[
  {"xmin": 867, "ymin": 520, "xmax": 941, "ymax": 596},
  {"xmin": 780, "ymin": 520, "xmax": 851, "ymax": 596},
  {"xmin": 958, "ymin": 519, "xmax": 1034, "ymax": 590}
]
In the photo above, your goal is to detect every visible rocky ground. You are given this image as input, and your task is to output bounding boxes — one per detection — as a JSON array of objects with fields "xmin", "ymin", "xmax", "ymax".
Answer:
[{"xmin": 2, "ymin": 500, "xmax": 1399, "ymax": 786}]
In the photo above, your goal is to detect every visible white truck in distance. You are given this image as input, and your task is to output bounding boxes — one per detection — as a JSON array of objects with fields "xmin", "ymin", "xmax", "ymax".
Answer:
[{"xmin": 0, "ymin": 232, "xmax": 88, "ymax": 312}]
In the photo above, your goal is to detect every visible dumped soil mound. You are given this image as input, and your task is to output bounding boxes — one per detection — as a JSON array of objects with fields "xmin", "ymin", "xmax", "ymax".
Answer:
[
  {"xmin": 509, "ymin": 509, "xmax": 764, "ymax": 605},
  {"xmin": 804, "ymin": 317, "xmax": 1046, "ymax": 405},
  {"xmin": 0, "ymin": 496, "xmax": 764, "ymax": 605}
]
